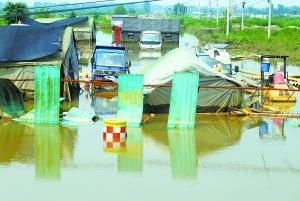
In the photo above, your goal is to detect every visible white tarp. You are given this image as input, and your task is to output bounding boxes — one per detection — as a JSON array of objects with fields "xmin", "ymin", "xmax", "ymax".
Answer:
[{"xmin": 136, "ymin": 48, "xmax": 244, "ymax": 93}]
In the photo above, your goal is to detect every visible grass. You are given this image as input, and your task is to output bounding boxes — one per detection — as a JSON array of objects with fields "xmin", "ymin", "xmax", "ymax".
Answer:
[
  {"xmin": 179, "ymin": 16, "xmax": 300, "ymax": 65},
  {"xmin": 0, "ymin": 18, "xmax": 7, "ymax": 25},
  {"xmin": 94, "ymin": 15, "xmax": 111, "ymax": 29}
]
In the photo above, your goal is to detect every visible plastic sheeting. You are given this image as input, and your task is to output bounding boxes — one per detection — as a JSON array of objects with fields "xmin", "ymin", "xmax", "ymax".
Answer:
[
  {"xmin": 0, "ymin": 26, "xmax": 63, "ymax": 62},
  {"xmin": 117, "ymin": 74, "xmax": 144, "ymax": 127},
  {"xmin": 138, "ymin": 48, "xmax": 244, "ymax": 113},
  {"xmin": 0, "ymin": 78, "xmax": 25, "ymax": 117},
  {"xmin": 34, "ymin": 66, "xmax": 60, "ymax": 124},
  {"xmin": 167, "ymin": 72, "xmax": 199, "ymax": 128}
]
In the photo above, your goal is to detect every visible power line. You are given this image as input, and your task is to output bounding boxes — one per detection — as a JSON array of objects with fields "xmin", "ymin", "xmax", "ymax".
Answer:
[
  {"xmin": 0, "ymin": 0, "xmax": 117, "ymax": 12},
  {"xmin": 0, "ymin": 0, "xmax": 161, "ymax": 18},
  {"xmin": 27, "ymin": 0, "xmax": 117, "ymax": 10}
]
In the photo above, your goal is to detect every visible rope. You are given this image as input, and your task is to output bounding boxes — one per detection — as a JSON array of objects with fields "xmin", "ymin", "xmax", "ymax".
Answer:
[{"xmin": 8, "ymin": 78, "xmax": 300, "ymax": 92}]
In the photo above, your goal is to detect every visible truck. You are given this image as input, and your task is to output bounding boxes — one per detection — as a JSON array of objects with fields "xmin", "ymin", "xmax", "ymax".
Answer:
[
  {"xmin": 139, "ymin": 31, "xmax": 162, "ymax": 51},
  {"xmin": 91, "ymin": 45, "xmax": 131, "ymax": 83}
]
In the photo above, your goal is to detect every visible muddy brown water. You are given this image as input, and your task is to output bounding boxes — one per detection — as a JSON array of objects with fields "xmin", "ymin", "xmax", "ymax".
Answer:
[{"xmin": 0, "ymin": 30, "xmax": 300, "ymax": 201}]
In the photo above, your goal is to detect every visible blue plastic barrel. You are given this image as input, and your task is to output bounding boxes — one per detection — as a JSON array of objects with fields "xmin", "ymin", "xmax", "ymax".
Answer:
[{"xmin": 261, "ymin": 62, "xmax": 271, "ymax": 72}]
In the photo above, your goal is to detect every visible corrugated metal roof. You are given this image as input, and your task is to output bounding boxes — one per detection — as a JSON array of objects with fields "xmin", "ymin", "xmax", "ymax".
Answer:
[{"xmin": 121, "ymin": 19, "xmax": 180, "ymax": 33}]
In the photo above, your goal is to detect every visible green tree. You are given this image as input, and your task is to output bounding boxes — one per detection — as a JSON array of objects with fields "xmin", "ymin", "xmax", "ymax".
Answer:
[
  {"xmin": 113, "ymin": 5, "xmax": 127, "ymax": 15},
  {"xmin": 69, "ymin": 11, "xmax": 77, "ymax": 18},
  {"xmin": 35, "ymin": 9, "xmax": 54, "ymax": 18},
  {"xmin": 173, "ymin": 3, "xmax": 187, "ymax": 16},
  {"xmin": 3, "ymin": 2, "xmax": 29, "ymax": 24},
  {"xmin": 128, "ymin": 8, "xmax": 136, "ymax": 14}
]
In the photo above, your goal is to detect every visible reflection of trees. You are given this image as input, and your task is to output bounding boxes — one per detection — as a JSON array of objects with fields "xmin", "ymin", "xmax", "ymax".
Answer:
[{"xmin": 118, "ymin": 128, "xmax": 143, "ymax": 173}]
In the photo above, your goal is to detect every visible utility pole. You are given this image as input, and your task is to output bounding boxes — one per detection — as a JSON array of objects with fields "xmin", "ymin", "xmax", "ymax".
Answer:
[
  {"xmin": 216, "ymin": 0, "xmax": 219, "ymax": 26},
  {"xmin": 241, "ymin": 2, "xmax": 245, "ymax": 30},
  {"xmin": 268, "ymin": 0, "xmax": 272, "ymax": 39},
  {"xmin": 226, "ymin": 0, "xmax": 230, "ymax": 36}
]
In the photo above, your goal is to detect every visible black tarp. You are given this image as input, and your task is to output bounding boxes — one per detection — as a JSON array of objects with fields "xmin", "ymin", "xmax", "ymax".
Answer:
[
  {"xmin": 0, "ymin": 79, "xmax": 25, "ymax": 117},
  {"xmin": 0, "ymin": 25, "xmax": 63, "ymax": 62}
]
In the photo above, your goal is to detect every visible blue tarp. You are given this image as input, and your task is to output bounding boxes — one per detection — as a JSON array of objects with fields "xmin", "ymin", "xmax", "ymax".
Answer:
[
  {"xmin": 0, "ymin": 25, "xmax": 63, "ymax": 62},
  {"xmin": 23, "ymin": 16, "xmax": 88, "ymax": 28},
  {"xmin": 0, "ymin": 17, "xmax": 87, "ymax": 62}
]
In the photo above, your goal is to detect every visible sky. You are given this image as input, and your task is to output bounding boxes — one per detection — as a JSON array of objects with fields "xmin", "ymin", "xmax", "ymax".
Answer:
[{"xmin": 0, "ymin": 0, "xmax": 299, "ymax": 7}]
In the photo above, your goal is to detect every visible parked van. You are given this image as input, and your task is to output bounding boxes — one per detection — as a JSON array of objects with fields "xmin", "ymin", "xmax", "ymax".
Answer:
[{"xmin": 139, "ymin": 31, "xmax": 162, "ymax": 51}]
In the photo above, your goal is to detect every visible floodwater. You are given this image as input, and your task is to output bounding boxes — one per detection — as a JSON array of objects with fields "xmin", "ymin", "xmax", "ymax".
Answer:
[{"xmin": 1, "ymin": 30, "xmax": 300, "ymax": 201}]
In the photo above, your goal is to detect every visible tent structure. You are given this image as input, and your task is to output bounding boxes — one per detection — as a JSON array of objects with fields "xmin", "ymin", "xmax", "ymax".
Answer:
[
  {"xmin": 136, "ymin": 48, "xmax": 246, "ymax": 113},
  {"xmin": 23, "ymin": 17, "xmax": 96, "ymax": 42},
  {"xmin": 121, "ymin": 18, "xmax": 180, "ymax": 42},
  {"xmin": 0, "ymin": 25, "xmax": 79, "ymax": 100},
  {"xmin": 23, "ymin": 17, "xmax": 96, "ymax": 64}
]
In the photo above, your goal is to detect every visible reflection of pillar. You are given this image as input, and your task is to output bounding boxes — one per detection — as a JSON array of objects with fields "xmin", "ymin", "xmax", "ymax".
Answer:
[
  {"xmin": 35, "ymin": 125, "xmax": 60, "ymax": 179},
  {"xmin": 168, "ymin": 129, "xmax": 197, "ymax": 179},
  {"xmin": 117, "ymin": 128, "xmax": 143, "ymax": 173}
]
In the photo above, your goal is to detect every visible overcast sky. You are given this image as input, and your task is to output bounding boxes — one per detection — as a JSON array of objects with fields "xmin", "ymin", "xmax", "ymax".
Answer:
[{"xmin": 0, "ymin": 0, "xmax": 299, "ymax": 7}]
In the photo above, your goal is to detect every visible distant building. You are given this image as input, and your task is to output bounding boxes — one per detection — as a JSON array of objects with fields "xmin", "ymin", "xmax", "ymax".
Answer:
[
  {"xmin": 121, "ymin": 18, "xmax": 180, "ymax": 43},
  {"xmin": 144, "ymin": 1, "xmax": 150, "ymax": 13}
]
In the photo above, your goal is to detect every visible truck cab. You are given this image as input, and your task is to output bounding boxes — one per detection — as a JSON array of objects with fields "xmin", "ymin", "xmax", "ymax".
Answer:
[
  {"xmin": 91, "ymin": 46, "xmax": 130, "ymax": 82},
  {"xmin": 139, "ymin": 31, "xmax": 162, "ymax": 51}
]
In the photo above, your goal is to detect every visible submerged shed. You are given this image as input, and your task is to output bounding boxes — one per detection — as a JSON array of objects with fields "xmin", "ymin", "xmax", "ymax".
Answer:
[
  {"xmin": 121, "ymin": 18, "xmax": 180, "ymax": 42},
  {"xmin": 0, "ymin": 25, "xmax": 79, "ymax": 100}
]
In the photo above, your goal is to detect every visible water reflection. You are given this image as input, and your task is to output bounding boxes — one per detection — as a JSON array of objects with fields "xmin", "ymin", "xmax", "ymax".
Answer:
[
  {"xmin": 259, "ymin": 118, "xmax": 286, "ymax": 140},
  {"xmin": 117, "ymin": 128, "xmax": 143, "ymax": 173},
  {"xmin": 168, "ymin": 129, "xmax": 197, "ymax": 179},
  {"xmin": 142, "ymin": 115, "xmax": 243, "ymax": 179},
  {"xmin": 35, "ymin": 124, "xmax": 61, "ymax": 179},
  {"xmin": 0, "ymin": 121, "xmax": 31, "ymax": 164},
  {"xmin": 0, "ymin": 120, "xmax": 77, "ymax": 180}
]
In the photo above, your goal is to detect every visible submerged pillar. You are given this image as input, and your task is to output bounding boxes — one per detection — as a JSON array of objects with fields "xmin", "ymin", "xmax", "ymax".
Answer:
[
  {"xmin": 168, "ymin": 72, "xmax": 199, "ymax": 128},
  {"xmin": 117, "ymin": 74, "xmax": 144, "ymax": 127},
  {"xmin": 34, "ymin": 66, "xmax": 60, "ymax": 124}
]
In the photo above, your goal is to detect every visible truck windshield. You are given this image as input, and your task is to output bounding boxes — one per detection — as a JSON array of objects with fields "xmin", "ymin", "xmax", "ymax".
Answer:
[
  {"xmin": 96, "ymin": 52, "xmax": 125, "ymax": 67},
  {"xmin": 141, "ymin": 33, "xmax": 161, "ymax": 44}
]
